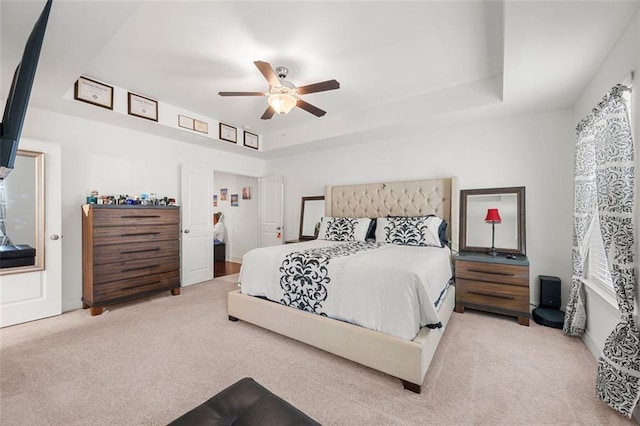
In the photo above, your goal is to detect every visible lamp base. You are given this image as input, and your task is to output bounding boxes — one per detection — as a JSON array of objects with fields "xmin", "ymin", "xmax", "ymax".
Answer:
[{"xmin": 488, "ymin": 250, "xmax": 498, "ymax": 256}]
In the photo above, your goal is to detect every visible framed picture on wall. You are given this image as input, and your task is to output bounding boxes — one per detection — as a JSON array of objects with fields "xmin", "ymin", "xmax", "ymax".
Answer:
[
  {"xmin": 74, "ymin": 76, "xmax": 113, "ymax": 110},
  {"xmin": 194, "ymin": 119, "xmax": 208, "ymax": 134},
  {"xmin": 242, "ymin": 186, "xmax": 252, "ymax": 200},
  {"xmin": 244, "ymin": 131, "xmax": 259, "ymax": 150},
  {"xmin": 128, "ymin": 92, "xmax": 158, "ymax": 121},
  {"xmin": 231, "ymin": 194, "xmax": 239, "ymax": 207},
  {"xmin": 220, "ymin": 188, "xmax": 228, "ymax": 201},
  {"xmin": 219, "ymin": 123, "xmax": 237, "ymax": 143},
  {"xmin": 213, "ymin": 194, "xmax": 218, "ymax": 207},
  {"xmin": 178, "ymin": 115, "xmax": 194, "ymax": 130}
]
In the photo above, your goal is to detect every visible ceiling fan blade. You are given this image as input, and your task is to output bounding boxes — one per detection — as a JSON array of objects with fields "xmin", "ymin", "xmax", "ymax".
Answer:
[
  {"xmin": 218, "ymin": 91, "xmax": 266, "ymax": 96},
  {"xmin": 296, "ymin": 99, "xmax": 326, "ymax": 117},
  {"xmin": 261, "ymin": 106, "xmax": 275, "ymax": 120},
  {"xmin": 254, "ymin": 61, "xmax": 280, "ymax": 87},
  {"xmin": 296, "ymin": 79, "xmax": 340, "ymax": 95}
]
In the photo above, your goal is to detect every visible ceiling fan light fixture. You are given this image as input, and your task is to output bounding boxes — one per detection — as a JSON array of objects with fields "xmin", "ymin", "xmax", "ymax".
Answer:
[{"xmin": 268, "ymin": 93, "xmax": 297, "ymax": 115}]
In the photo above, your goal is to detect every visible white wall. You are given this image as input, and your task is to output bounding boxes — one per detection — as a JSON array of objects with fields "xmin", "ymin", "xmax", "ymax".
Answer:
[
  {"xmin": 21, "ymin": 106, "xmax": 267, "ymax": 312},
  {"xmin": 571, "ymin": 8, "xmax": 639, "ymax": 361},
  {"xmin": 266, "ymin": 109, "xmax": 576, "ymax": 308},
  {"xmin": 213, "ymin": 171, "xmax": 259, "ymax": 263}
]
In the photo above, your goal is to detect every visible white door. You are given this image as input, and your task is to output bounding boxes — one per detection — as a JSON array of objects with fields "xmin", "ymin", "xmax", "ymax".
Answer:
[
  {"xmin": 0, "ymin": 138, "xmax": 62, "ymax": 327},
  {"xmin": 259, "ymin": 175, "xmax": 283, "ymax": 247},
  {"xmin": 180, "ymin": 165, "xmax": 213, "ymax": 286}
]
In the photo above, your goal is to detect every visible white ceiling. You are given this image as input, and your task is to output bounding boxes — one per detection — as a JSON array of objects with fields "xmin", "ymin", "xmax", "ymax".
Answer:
[{"xmin": 2, "ymin": 0, "xmax": 638, "ymax": 158}]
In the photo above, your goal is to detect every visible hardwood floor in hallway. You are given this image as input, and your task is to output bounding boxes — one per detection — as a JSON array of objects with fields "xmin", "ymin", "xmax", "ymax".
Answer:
[{"xmin": 214, "ymin": 261, "xmax": 241, "ymax": 278}]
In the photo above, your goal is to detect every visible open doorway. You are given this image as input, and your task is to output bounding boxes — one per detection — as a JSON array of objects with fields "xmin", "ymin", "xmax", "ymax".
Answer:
[{"xmin": 213, "ymin": 171, "xmax": 259, "ymax": 277}]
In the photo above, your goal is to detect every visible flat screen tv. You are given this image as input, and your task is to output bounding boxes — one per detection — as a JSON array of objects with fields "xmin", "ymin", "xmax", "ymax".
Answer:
[{"xmin": 0, "ymin": 0, "xmax": 52, "ymax": 180}]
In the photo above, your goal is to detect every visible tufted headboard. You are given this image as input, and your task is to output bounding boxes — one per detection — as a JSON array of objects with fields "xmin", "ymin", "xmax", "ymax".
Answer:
[{"xmin": 324, "ymin": 177, "xmax": 459, "ymax": 246}]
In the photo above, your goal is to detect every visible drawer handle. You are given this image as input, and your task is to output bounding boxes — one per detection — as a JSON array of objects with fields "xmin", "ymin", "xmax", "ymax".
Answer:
[
  {"xmin": 122, "ymin": 281, "xmax": 161, "ymax": 291},
  {"xmin": 121, "ymin": 248, "xmax": 161, "ymax": 255},
  {"xmin": 468, "ymin": 290, "xmax": 515, "ymax": 300},
  {"xmin": 467, "ymin": 268, "xmax": 514, "ymax": 276},
  {"xmin": 121, "ymin": 215, "xmax": 161, "ymax": 219},
  {"xmin": 120, "ymin": 232, "xmax": 161, "ymax": 237},
  {"xmin": 121, "ymin": 264, "xmax": 160, "ymax": 273}
]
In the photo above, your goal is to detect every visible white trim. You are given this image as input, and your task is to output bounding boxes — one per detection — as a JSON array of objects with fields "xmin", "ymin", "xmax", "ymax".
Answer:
[
  {"xmin": 582, "ymin": 327, "xmax": 602, "ymax": 359},
  {"xmin": 581, "ymin": 277, "xmax": 618, "ymax": 310}
]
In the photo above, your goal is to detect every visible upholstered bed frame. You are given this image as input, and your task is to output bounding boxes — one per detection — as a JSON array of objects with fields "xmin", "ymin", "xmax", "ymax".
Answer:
[{"xmin": 228, "ymin": 177, "xmax": 458, "ymax": 393}]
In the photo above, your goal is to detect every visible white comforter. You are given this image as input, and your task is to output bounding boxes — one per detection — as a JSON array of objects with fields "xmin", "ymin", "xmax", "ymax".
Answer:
[{"xmin": 238, "ymin": 240, "xmax": 452, "ymax": 341}]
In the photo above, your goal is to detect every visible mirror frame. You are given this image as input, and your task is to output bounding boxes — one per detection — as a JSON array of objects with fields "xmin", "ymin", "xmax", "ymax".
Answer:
[
  {"xmin": 0, "ymin": 149, "xmax": 45, "ymax": 275},
  {"xmin": 459, "ymin": 186, "xmax": 526, "ymax": 255},
  {"xmin": 299, "ymin": 196, "xmax": 324, "ymax": 241}
]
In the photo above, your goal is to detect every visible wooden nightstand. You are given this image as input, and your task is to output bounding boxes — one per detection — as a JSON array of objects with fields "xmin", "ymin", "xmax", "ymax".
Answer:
[{"xmin": 454, "ymin": 252, "xmax": 530, "ymax": 326}]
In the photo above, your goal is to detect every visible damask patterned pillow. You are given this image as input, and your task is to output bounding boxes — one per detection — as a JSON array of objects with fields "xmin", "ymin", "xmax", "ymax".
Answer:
[
  {"xmin": 317, "ymin": 217, "xmax": 372, "ymax": 242},
  {"xmin": 375, "ymin": 216, "xmax": 447, "ymax": 247}
]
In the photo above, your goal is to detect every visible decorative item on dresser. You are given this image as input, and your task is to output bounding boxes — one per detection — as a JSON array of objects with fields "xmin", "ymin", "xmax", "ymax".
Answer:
[
  {"xmin": 454, "ymin": 252, "xmax": 530, "ymax": 326},
  {"xmin": 81, "ymin": 204, "xmax": 181, "ymax": 316}
]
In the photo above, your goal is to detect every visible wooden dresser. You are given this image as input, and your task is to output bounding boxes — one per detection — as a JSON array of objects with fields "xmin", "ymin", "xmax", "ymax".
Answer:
[
  {"xmin": 454, "ymin": 252, "xmax": 530, "ymax": 326},
  {"xmin": 82, "ymin": 204, "xmax": 181, "ymax": 316}
]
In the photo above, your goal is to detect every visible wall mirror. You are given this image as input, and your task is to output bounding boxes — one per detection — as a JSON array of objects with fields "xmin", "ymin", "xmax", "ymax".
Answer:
[
  {"xmin": 299, "ymin": 196, "xmax": 324, "ymax": 240},
  {"xmin": 459, "ymin": 186, "xmax": 526, "ymax": 255},
  {"xmin": 0, "ymin": 149, "xmax": 45, "ymax": 274}
]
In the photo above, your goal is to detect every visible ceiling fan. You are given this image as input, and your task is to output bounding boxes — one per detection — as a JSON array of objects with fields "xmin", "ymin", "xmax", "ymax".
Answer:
[{"xmin": 218, "ymin": 61, "xmax": 340, "ymax": 120}]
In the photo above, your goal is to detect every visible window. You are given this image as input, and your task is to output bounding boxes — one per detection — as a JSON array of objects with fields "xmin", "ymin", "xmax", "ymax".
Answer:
[{"xmin": 585, "ymin": 214, "xmax": 615, "ymax": 297}]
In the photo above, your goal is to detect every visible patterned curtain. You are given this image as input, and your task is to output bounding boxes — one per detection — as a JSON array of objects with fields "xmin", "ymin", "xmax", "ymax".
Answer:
[
  {"xmin": 567, "ymin": 84, "xmax": 638, "ymax": 417},
  {"xmin": 0, "ymin": 180, "xmax": 13, "ymax": 246},
  {"xmin": 563, "ymin": 107, "xmax": 595, "ymax": 335}
]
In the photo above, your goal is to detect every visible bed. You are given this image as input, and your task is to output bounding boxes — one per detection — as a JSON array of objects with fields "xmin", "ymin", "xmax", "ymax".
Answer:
[{"xmin": 228, "ymin": 177, "xmax": 458, "ymax": 393}]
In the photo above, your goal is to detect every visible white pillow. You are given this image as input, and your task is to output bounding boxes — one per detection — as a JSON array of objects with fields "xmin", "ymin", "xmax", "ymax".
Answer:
[
  {"xmin": 376, "ymin": 216, "xmax": 445, "ymax": 247},
  {"xmin": 317, "ymin": 217, "xmax": 371, "ymax": 242}
]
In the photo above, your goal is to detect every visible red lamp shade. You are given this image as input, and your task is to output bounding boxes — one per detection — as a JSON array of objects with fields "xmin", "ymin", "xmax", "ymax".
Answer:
[{"xmin": 485, "ymin": 208, "xmax": 502, "ymax": 223}]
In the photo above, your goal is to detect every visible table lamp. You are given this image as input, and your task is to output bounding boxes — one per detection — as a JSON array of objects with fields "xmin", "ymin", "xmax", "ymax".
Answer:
[{"xmin": 485, "ymin": 208, "xmax": 501, "ymax": 256}]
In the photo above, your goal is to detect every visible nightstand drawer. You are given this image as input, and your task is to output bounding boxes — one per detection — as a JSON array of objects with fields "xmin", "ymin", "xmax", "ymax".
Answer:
[
  {"xmin": 456, "ymin": 279, "xmax": 528, "ymax": 312},
  {"xmin": 456, "ymin": 260, "xmax": 528, "ymax": 286}
]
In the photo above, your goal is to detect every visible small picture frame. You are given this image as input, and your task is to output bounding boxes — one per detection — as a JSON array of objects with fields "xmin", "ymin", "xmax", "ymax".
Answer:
[
  {"xmin": 220, "ymin": 188, "xmax": 228, "ymax": 201},
  {"xmin": 242, "ymin": 186, "xmax": 252, "ymax": 200},
  {"xmin": 231, "ymin": 194, "xmax": 239, "ymax": 207},
  {"xmin": 74, "ymin": 76, "xmax": 113, "ymax": 110},
  {"xmin": 194, "ymin": 119, "xmax": 208, "ymax": 134},
  {"xmin": 219, "ymin": 123, "xmax": 237, "ymax": 143},
  {"xmin": 213, "ymin": 194, "xmax": 218, "ymax": 207},
  {"xmin": 178, "ymin": 115, "xmax": 194, "ymax": 130},
  {"xmin": 128, "ymin": 92, "xmax": 158, "ymax": 121},
  {"xmin": 244, "ymin": 131, "xmax": 259, "ymax": 150}
]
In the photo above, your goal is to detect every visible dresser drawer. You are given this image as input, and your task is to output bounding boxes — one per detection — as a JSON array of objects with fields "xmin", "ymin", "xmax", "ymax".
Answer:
[
  {"xmin": 92, "ymin": 240, "xmax": 179, "ymax": 265},
  {"xmin": 92, "ymin": 208, "xmax": 179, "ymax": 226},
  {"xmin": 92, "ymin": 224, "xmax": 179, "ymax": 246},
  {"xmin": 93, "ymin": 255, "xmax": 180, "ymax": 284},
  {"xmin": 93, "ymin": 270, "xmax": 180, "ymax": 303},
  {"xmin": 456, "ymin": 279, "xmax": 528, "ymax": 313},
  {"xmin": 456, "ymin": 260, "xmax": 528, "ymax": 286}
]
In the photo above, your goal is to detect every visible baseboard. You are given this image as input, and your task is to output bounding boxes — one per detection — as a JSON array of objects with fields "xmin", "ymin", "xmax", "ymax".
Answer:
[
  {"xmin": 63, "ymin": 298, "xmax": 82, "ymax": 313},
  {"xmin": 229, "ymin": 257, "xmax": 242, "ymax": 264}
]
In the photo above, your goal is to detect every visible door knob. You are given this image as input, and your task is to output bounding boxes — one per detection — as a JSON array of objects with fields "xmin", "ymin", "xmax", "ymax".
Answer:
[
  {"xmin": 184, "ymin": 229, "xmax": 190, "ymax": 234},
  {"xmin": 50, "ymin": 234, "xmax": 60, "ymax": 240}
]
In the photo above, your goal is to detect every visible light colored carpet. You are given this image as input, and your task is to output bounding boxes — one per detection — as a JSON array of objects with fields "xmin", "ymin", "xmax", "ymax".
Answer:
[{"xmin": 0, "ymin": 274, "xmax": 635, "ymax": 425}]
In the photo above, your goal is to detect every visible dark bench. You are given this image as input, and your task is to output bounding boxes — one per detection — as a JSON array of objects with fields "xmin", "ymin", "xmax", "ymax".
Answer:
[
  {"xmin": 214, "ymin": 243, "xmax": 226, "ymax": 263},
  {"xmin": 168, "ymin": 377, "xmax": 319, "ymax": 426}
]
